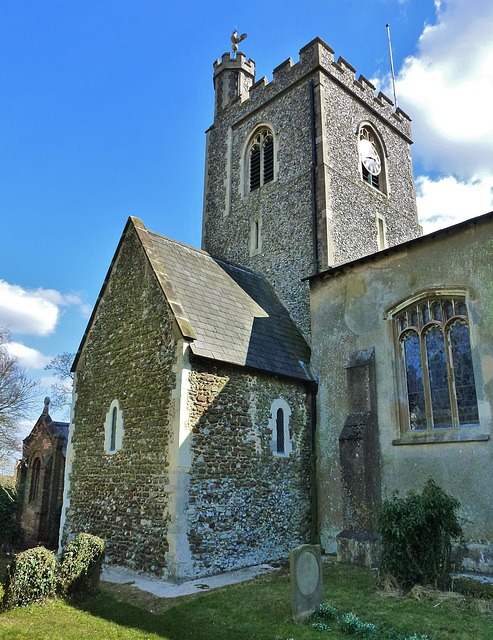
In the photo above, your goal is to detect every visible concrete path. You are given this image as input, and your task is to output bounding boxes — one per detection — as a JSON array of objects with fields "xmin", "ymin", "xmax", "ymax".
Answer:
[{"xmin": 101, "ymin": 563, "xmax": 278, "ymax": 598}]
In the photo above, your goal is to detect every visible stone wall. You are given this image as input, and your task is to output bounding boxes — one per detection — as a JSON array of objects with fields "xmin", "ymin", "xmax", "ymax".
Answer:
[
  {"xmin": 186, "ymin": 358, "xmax": 312, "ymax": 576},
  {"xmin": 62, "ymin": 225, "xmax": 177, "ymax": 576},
  {"xmin": 203, "ymin": 38, "xmax": 420, "ymax": 340},
  {"xmin": 310, "ymin": 215, "xmax": 493, "ymax": 570}
]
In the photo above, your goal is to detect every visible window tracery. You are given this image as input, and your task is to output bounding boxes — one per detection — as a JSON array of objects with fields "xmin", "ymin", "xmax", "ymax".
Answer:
[{"xmin": 395, "ymin": 295, "xmax": 479, "ymax": 432}]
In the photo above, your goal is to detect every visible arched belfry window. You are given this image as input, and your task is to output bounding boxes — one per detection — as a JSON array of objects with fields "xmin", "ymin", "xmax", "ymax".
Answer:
[
  {"xmin": 358, "ymin": 125, "xmax": 385, "ymax": 193},
  {"xmin": 248, "ymin": 127, "xmax": 274, "ymax": 191},
  {"xmin": 394, "ymin": 294, "xmax": 479, "ymax": 432}
]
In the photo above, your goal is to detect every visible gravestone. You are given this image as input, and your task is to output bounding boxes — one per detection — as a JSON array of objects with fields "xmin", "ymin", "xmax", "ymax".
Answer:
[{"xmin": 290, "ymin": 544, "xmax": 323, "ymax": 621}]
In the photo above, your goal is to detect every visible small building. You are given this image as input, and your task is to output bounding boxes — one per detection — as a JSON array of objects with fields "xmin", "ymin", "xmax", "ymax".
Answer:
[{"xmin": 16, "ymin": 398, "xmax": 68, "ymax": 549}]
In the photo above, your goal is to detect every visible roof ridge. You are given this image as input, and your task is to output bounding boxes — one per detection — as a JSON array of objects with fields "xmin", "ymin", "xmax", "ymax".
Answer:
[{"xmin": 147, "ymin": 230, "xmax": 212, "ymax": 258}]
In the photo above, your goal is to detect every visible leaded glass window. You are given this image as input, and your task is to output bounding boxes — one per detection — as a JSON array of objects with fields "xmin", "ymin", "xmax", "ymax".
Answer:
[
  {"xmin": 249, "ymin": 128, "xmax": 274, "ymax": 191},
  {"xmin": 396, "ymin": 295, "xmax": 479, "ymax": 431}
]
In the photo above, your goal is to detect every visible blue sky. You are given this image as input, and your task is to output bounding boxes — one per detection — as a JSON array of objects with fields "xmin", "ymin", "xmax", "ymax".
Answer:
[{"xmin": 1, "ymin": 0, "xmax": 492, "ymax": 451}]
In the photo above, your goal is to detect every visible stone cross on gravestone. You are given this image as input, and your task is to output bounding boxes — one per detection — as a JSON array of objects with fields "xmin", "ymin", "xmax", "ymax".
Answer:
[{"xmin": 290, "ymin": 544, "xmax": 323, "ymax": 622}]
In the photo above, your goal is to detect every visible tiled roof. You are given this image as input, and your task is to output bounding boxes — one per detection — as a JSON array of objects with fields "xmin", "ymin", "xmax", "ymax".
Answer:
[{"xmin": 147, "ymin": 230, "xmax": 311, "ymax": 381}]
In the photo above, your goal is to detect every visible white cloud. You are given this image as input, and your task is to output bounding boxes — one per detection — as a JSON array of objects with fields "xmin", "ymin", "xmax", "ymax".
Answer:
[
  {"xmin": 396, "ymin": 0, "xmax": 493, "ymax": 179},
  {"xmin": 0, "ymin": 279, "xmax": 89, "ymax": 336},
  {"xmin": 6, "ymin": 342, "xmax": 52, "ymax": 369},
  {"xmin": 416, "ymin": 174, "xmax": 493, "ymax": 233}
]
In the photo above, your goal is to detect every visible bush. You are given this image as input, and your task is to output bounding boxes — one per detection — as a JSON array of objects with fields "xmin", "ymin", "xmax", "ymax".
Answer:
[
  {"xmin": 2, "ymin": 546, "xmax": 58, "ymax": 609},
  {"xmin": 0, "ymin": 483, "xmax": 22, "ymax": 550},
  {"xmin": 58, "ymin": 533, "xmax": 105, "ymax": 596},
  {"xmin": 378, "ymin": 478, "xmax": 463, "ymax": 589}
]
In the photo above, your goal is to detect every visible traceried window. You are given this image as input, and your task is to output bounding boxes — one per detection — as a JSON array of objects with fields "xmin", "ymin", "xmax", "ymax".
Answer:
[
  {"xmin": 358, "ymin": 125, "xmax": 385, "ymax": 193},
  {"xmin": 249, "ymin": 127, "xmax": 274, "ymax": 191},
  {"xmin": 395, "ymin": 295, "xmax": 479, "ymax": 432}
]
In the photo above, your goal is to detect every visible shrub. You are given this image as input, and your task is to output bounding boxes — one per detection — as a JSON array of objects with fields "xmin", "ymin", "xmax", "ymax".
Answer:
[
  {"xmin": 378, "ymin": 478, "xmax": 463, "ymax": 589},
  {"xmin": 58, "ymin": 533, "xmax": 105, "ymax": 596},
  {"xmin": 2, "ymin": 546, "xmax": 58, "ymax": 609},
  {"xmin": 0, "ymin": 483, "xmax": 22, "ymax": 550}
]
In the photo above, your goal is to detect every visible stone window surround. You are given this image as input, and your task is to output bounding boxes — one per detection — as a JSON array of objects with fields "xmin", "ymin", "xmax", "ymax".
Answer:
[
  {"xmin": 357, "ymin": 121, "xmax": 387, "ymax": 196},
  {"xmin": 376, "ymin": 212, "xmax": 387, "ymax": 250},
  {"xmin": 240, "ymin": 121, "xmax": 278, "ymax": 197},
  {"xmin": 249, "ymin": 214, "xmax": 262, "ymax": 256},
  {"xmin": 269, "ymin": 398, "xmax": 293, "ymax": 457},
  {"xmin": 104, "ymin": 399, "xmax": 124, "ymax": 454},
  {"xmin": 388, "ymin": 289, "xmax": 489, "ymax": 446}
]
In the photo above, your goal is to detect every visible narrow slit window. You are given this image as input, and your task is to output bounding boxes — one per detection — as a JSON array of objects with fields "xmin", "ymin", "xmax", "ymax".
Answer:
[
  {"xmin": 276, "ymin": 408, "xmax": 285, "ymax": 454},
  {"xmin": 110, "ymin": 407, "xmax": 117, "ymax": 451}
]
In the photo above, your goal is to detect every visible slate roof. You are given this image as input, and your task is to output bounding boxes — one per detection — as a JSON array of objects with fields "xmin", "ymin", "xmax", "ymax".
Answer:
[
  {"xmin": 47, "ymin": 422, "xmax": 69, "ymax": 456},
  {"xmin": 147, "ymin": 230, "xmax": 311, "ymax": 382}
]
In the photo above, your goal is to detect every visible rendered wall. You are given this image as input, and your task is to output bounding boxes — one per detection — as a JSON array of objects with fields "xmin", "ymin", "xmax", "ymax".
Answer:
[{"xmin": 310, "ymin": 217, "xmax": 493, "ymax": 571}]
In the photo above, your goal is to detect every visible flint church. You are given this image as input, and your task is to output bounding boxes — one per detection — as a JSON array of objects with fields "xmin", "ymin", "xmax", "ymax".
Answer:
[{"xmin": 57, "ymin": 37, "xmax": 493, "ymax": 579}]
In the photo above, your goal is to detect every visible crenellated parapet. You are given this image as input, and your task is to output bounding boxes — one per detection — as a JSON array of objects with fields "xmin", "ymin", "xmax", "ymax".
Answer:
[{"xmin": 213, "ymin": 37, "xmax": 411, "ymax": 140}]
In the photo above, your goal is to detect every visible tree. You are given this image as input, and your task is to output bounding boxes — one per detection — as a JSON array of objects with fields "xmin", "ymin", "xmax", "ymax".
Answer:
[
  {"xmin": 44, "ymin": 352, "xmax": 75, "ymax": 415},
  {"xmin": 0, "ymin": 329, "xmax": 40, "ymax": 473}
]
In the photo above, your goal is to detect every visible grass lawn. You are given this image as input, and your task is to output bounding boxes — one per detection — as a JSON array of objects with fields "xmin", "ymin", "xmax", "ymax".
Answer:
[{"xmin": 1, "ymin": 562, "xmax": 492, "ymax": 639}]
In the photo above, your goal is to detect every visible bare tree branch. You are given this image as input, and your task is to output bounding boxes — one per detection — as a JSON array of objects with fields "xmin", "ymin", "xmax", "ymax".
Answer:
[
  {"xmin": 0, "ymin": 329, "xmax": 40, "ymax": 472},
  {"xmin": 44, "ymin": 352, "xmax": 75, "ymax": 414}
]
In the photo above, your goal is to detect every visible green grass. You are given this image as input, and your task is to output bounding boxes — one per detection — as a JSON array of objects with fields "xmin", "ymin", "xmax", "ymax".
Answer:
[{"xmin": 1, "ymin": 562, "xmax": 492, "ymax": 640}]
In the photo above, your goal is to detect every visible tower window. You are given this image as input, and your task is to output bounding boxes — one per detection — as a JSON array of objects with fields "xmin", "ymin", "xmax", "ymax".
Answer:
[
  {"xmin": 394, "ymin": 295, "xmax": 479, "ymax": 432},
  {"xmin": 249, "ymin": 128, "xmax": 274, "ymax": 191},
  {"xmin": 358, "ymin": 126, "xmax": 385, "ymax": 194},
  {"xmin": 377, "ymin": 214, "xmax": 387, "ymax": 250}
]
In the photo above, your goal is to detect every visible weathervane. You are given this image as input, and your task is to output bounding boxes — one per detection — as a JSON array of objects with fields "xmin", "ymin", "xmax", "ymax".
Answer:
[{"xmin": 231, "ymin": 29, "xmax": 247, "ymax": 56}]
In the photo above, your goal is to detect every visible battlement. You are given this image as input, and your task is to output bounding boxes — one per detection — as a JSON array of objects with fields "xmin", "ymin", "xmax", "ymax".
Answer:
[
  {"xmin": 213, "ymin": 37, "xmax": 411, "ymax": 139},
  {"xmin": 213, "ymin": 51, "xmax": 256, "ymax": 83}
]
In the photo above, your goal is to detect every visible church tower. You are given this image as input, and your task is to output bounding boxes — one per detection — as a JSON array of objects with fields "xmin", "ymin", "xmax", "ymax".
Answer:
[{"xmin": 202, "ymin": 38, "xmax": 421, "ymax": 337}]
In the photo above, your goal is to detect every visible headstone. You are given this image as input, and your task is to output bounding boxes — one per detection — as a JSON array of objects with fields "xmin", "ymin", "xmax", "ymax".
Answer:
[{"xmin": 290, "ymin": 544, "xmax": 323, "ymax": 621}]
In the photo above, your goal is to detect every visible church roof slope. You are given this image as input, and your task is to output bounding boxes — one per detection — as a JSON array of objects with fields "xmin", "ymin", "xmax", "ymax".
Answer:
[{"xmin": 147, "ymin": 230, "xmax": 311, "ymax": 381}]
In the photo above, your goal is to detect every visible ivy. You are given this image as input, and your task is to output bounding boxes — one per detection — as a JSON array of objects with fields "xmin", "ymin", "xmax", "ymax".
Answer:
[
  {"xmin": 2, "ymin": 533, "xmax": 105, "ymax": 609},
  {"xmin": 2, "ymin": 546, "xmax": 58, "ymax": 609},
  {"xmin": 378, "ymin": 478, "xmax": 463, "ymax": 590},
  {"xmin": 58, "ymin": 533, "xmax": 105, "ymax": 597},
  {"xmin": 0, "ymin": 483, "xmax": 22, "ymax": 550}
]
